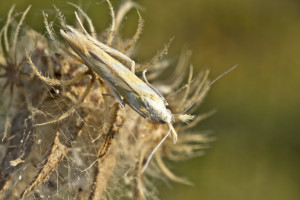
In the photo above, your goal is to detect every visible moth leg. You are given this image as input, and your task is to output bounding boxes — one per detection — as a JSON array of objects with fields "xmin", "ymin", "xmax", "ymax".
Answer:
[
  {"xmin": 130, "ymin": 61, "xmax": 135, "ymax": 73},
  {"xmin": 101, "ymin": 45, "xmax": 135, "ymax": 73},
  {"xmin": 142, "ymin": 70, "xmax": 168, "ymax": 105},
  {"xmin": 110, "ymin": 89, "xmax": 125, "ymax": 107},
  {"xmin": 103, "ymin": 81, "xmax": 125, "ymax": 107},
  {"xmin": 85, "ymin": 34, "xmax": 136, "ymax": 73}
]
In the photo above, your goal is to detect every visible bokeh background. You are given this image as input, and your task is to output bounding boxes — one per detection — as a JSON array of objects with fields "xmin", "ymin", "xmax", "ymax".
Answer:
[{"xmin": 1, "ymin": 0, "xmax": 299, "ymax": 199}]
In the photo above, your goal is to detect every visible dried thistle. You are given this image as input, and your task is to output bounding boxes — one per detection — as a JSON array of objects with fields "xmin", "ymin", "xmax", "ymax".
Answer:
[{"xmin": 0, "ymin": 1, "xmax": 230, "ymax": 199}]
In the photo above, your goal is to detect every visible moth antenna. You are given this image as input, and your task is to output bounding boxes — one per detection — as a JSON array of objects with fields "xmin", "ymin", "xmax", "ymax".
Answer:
[
  {"xmin": 141, "ymin": 128, "xmax": 171, "ymax": 173},
  {"xmin": 175, "ymin": 64, "xmax": 238, "ymax": 116}
]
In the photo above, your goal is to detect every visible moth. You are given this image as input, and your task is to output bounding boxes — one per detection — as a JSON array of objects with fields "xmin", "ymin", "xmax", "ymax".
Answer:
[
  {"xmin": 61, "ymin": 25, "xmax": 185, "ymax": 143},
  {"xmin": 60, "ymin": 24, "xmax": 236, "ymax": 170}
]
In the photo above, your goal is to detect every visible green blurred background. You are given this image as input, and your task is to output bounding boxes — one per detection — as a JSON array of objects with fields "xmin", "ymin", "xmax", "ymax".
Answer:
[{"xmin": 1, "ymin": 0, "xmax": 299, "ymax": 199}]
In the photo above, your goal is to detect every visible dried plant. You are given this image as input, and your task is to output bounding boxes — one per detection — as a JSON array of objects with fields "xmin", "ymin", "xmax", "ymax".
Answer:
[{"xmin": 0, "ymin": 1, "xmax": 220, "ymax": 199}]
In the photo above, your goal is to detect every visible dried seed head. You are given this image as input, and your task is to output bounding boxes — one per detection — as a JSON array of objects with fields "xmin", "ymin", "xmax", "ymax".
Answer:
[{"xmin": 0, "ymin": 2, "xmax": 230, "ymax": 200}]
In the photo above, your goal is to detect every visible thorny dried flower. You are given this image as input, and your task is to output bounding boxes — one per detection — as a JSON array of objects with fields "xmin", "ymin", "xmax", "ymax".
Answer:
[{"xmin": 0, "ymin": 1, "xmax": 226, "ymax": 199}]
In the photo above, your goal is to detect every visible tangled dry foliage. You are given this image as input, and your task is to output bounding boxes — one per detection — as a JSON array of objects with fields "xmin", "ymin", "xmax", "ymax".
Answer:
[{"xmin": 0, "ymin": 1, "xmax": 216, "ymax": 199}]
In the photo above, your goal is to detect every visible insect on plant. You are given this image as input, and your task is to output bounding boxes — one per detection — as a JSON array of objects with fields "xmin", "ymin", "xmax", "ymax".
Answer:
[
  {"xmin": 28, "ymin": 4, "xmax": 236, "ymax": 172},
  {"xmin": 28, "ymin": 1, "xmax": 237, "ymax": 171},
  {"xmin": 59, "ymin": 14, "xmax": 237, "ymax": 171},
  {"xmin": 0, "ymin": 1, "xmax": 238, "ymax": 199}
]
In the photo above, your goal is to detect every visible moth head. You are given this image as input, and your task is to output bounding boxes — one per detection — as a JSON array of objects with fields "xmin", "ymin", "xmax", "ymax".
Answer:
[{"xmin": 143, "ymin": 96, "xmax": 172, "ymax": 123}]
